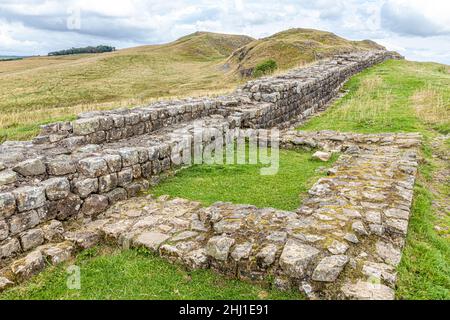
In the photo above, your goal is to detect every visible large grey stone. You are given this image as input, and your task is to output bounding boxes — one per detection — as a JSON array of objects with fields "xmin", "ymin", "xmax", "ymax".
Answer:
[
  {"xmin": 231, "ymin": 242, "xmax": 253, "ymax": 261},
  {"xmin": 48, "ymin": 193, "xmax": 82, "ymax": 220},
  {"xmin": 0, "ymin": 169, "xmax": 17, "ymax": 185},
  {"xmin": 13, "ymin": 158, "xmax": 46, "ymax": 176},
  {"xmin": 13, "ymin": 186, "xmax": 46, "ymax": 212},
  {"xmin": 312, "ymin": 255, "xmax": 349, "ymax": 282},
  {"xmin": 64, "ymin": 230, "xmax": 100, "ymax": 249},
  {"xmin": 41, "ymin": 241, "xmax": 74, "ymax": 264},
  {"xmin": 0, "ymin": 192, "xmax": 16, "ymax": 217},
  {"xmin": 119, "ymin": 148, "xmax": 140, "ymax": 167},
  {"xmin": 256, "ymin": 244, "xmax": 278, "ymax": 268},
  {"xmin": 375, "ymin": 241, "xmax": 402, "ymax": 266},
  {"xmin": 42, "ymin": 220, "xmax": 65, "ymax": 241},
  {"xmin": 206, "ymin": 235, "xmax": 235, "ymax": 261},
  {"xmin": 98, "ymin": 173, "xmax": 118, "ymax": 193},
  {"xmin": 46, "ymin": 158, "xmax": 76, "ymax": 175},
  {"xmin": 0, "ymin": 238, "xmax": 21, "ymax": 259},
  {"xmin": 19, "ymin": 228, "xmax": 44, "ymax": 251},
  {"xmin": 72, "ymin": 117, "xmax": 100, "ymax": 135},
  {"xmin": 78, "ymin": 157, "xmax": 109, "ymax": 178},
  {"xmin": 81, "ymin": 194, "xmax": 109, "ymax": 217},
  {"xmin": 0, "ymin": 219, "xmax": 9, "ymax": 240},
  {"xmin": 279, "ymin": 240, "xmax": 320, "ymax": 278},
  {"xmin": 8, "ymin": 210, "xmax": 41, "ymax": 235},
  {"xmin": 341, "ymin": 280, "xmax": 395, "ymax": 300},
  {"xmin": 133, "ymin": 231, "xmax": 170, "ymax": 251},
  {"xmin": 73, "ymin": 177, "xmax": 99, "ymax": 198},
  {"xmin": 11, "ymin": 250, "xmax": 45, "ymax": 282},
  {"xmin": 312, "ymin": 151, "xmax": 332, "ymax": 162},
  {"xmin": 42, "ymin": 177, "xmax": 70, "ymax": 200},
  {"xmin": 327, "ymin": 240, "xmax": 349, "ymax": 255}
]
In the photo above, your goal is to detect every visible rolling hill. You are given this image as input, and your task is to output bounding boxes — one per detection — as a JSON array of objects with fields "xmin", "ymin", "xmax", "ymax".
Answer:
[
  {"xmin": 0, "ymin": 28, "xmax": 386, "ymax": 141},
  {"xmin": 227, "ymin": 28, "xmax": 386, "ymax": 76}
]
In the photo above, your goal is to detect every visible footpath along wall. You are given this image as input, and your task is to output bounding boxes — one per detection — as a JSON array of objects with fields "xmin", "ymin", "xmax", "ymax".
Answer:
[{"xmin": 0, "ymin": 50, "xmax": 404, "ymax": 294}]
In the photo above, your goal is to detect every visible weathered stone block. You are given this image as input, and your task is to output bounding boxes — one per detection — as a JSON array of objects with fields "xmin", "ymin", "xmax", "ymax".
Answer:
[
  {"xmin": 0, "ymin": 276, "xmax": 14, "ymax": 292},
  {"xmin": 119, "ymin": 148, "xmax": 140, "ymax": 167},
  {"xmin": 0, "ymin": 169, "xmax": 17, "ymax": 186},
  {"xmin": 19, "ymin": 228, "xmax": 44, "ymax": 251},
  {"xmin": 13, "ymin": 186, "xmax": 46, "ymax": 212},
  {"xmin": 206, "ymin": 236, "xmax": 235, "ymax": 261},
  {"xmin": 11, "ymin": 250, "xmax": 45, "ymax": 282},
  {"xmin": 0, "ymin": 192, "xmax": 16, "ymax": 218},
  {"xmin": 72, "ymin": 117, "xmax": 100, "ymax": 135},
  {"xmin": 312, "ymin": 255, "xmax": 349, "ymax": 282},
  {"xmin": 8, "ymin": 210, "xmax": 41, "ymax": 235},
  {"xmin": 133, "ymin": 231, "xmax": 170, "ymax": 251},
  {"xmin": 0, "ymin": 238, "xmax": 21, "ymax": 259},
  {"xmin": 81, "ymin": 194, "xmax": 109, "ymax": 217},
  {"xmin": 73, "ymin": 177, "xmax": 99, "ymax": 198},
  {"xmin": 78, "ymin": 157, "xmax": 109, "ymax": 178},
  {"xmin": 279, "ymin": 240, "xmax": 320, "ymax": 278},
  {"xmin": 41, "ymin": 241, "xmax": 74, "ymax": 264},
  {"xmin": 42, "ymin": 220, "xmax": 65, "ymax": 241},
  {"xmin": 0, "ymin": 219, "xmax": 9, "ymax": 241},
  {"xmin": 98, "ymin": 173, "xmax": 118, "ymax": 193},
  {"xmin": 46, "ymin": 158, "xmax": 76, "ymax": 175},
  {"xmin": 48, "ymin": 193, "xmax": 82, "ymax": 220},
  {"xmin": 13, "ymin": 158, "xmax": 46, "ymax": 176},
  {"xmin": 103, "ymin": 154, "xmax": 122, "ymax": 172},
  {"xmin": 106, "ymin": 188, "xmax": 127, "ymax": 204},
  {"xmin": 64, "ymin": 230, "xmax": 100, "ymax": 250},
  {"xmin": 42, "ymin": 177, "xmax": 70, "ymax": 200},
  {"xmin": 117, "ymin": 168, "xmax": 133, "ymax": 186}
]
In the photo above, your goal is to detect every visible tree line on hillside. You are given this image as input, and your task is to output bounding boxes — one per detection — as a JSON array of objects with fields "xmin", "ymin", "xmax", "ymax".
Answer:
[{"xmin": 48, "ymin": 45, "xmax": 116, "ymax": 56}]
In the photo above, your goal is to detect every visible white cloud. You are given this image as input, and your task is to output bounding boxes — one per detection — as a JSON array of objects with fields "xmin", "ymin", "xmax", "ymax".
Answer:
[{"xmin": 0, "ymin": 0, "xmax": 449, "ymax": 64}]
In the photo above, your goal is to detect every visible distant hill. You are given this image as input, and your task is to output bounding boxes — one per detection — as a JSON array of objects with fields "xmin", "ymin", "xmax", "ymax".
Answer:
[{"xmin": 226, "ymin": 28, "xmax": 386, "ymax": 76}]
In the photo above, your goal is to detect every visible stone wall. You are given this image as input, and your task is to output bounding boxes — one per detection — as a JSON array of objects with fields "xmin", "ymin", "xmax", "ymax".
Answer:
[{"xmin": 0, "ymin": 50, "xmax": 401, "ymax": 269}]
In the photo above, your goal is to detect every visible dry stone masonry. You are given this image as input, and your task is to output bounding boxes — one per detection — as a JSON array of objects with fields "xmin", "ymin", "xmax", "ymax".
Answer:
[{"xmin": 0, "ymin": 50, "xmax": 415, "ymax": 299}]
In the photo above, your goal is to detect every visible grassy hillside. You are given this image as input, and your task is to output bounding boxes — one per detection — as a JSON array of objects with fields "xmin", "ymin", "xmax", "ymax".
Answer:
[
  {"xmin": 0, "ymin": 32, "xmax": 253, "ymax": 141},
  {"xmin": 226, "ymin": 28, "xmax": 385, "ymax": 75},
  {"xmin": 0, "ymin": 29, "xmax": 384, "ymax": 141}
]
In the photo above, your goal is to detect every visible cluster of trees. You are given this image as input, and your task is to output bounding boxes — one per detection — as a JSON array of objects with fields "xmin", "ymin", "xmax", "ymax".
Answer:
[{"xmin": 48, "ymin": 45, "xmax": 116, "ymax": 56}]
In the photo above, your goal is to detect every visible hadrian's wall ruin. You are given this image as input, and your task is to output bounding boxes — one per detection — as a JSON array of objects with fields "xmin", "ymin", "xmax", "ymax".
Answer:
[{"xmin": 0, "ymin": 50, "xmax": 414, "ymax": 299}]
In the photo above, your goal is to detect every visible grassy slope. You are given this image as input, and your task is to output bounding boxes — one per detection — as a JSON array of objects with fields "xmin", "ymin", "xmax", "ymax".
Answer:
[
  {"xmin": 0, "ymin": 32, "xmax": 253, "ymax": 141},
  {"xmin": 299, "ymin": 59, "xmax": 450, "ymax": 299},
  {"xmin": 0, "ymin": 28, "xmax": 382, "ymax": 141},
  {"xmin": 1, "ymin": 247, "xmax": 302, "ymax": 300}
]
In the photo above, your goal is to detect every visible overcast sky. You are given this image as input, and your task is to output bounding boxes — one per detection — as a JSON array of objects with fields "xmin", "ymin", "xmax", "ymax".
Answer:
[{"xmin": 1, "ymin": 0, "xmax": 449, "ymax": 64}]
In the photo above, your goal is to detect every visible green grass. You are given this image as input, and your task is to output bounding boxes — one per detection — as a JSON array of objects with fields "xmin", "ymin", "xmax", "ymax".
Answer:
[
  {"xmin": 396, "ymin": 181, "xmax": 450, "ymax": 299},
  {"xmin": 1, "ymin": 247, "xmax": 302, "ymax": 300},
  {"xmin": 299, "ymin": 60, "xmax": 449, "ymax": 135},
  {"xmin": 150, "ymin": 148, "xmax": 337, "ymax": 211}
]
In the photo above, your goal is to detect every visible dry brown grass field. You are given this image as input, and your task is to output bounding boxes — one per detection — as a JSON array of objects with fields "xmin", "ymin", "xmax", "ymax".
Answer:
[{"xmin": 0, "ymin": 28, "xmax": 382, "ymax": 141}]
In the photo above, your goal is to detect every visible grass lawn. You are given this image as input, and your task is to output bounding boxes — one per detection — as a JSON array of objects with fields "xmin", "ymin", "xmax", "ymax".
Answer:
[
  {"xmin": 150, "ymin": 149, "xmax": 337, "ymax": 211},
  {"xmin": 1, "ymin": 247, "xmax": 302, "ymax": 300}
]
